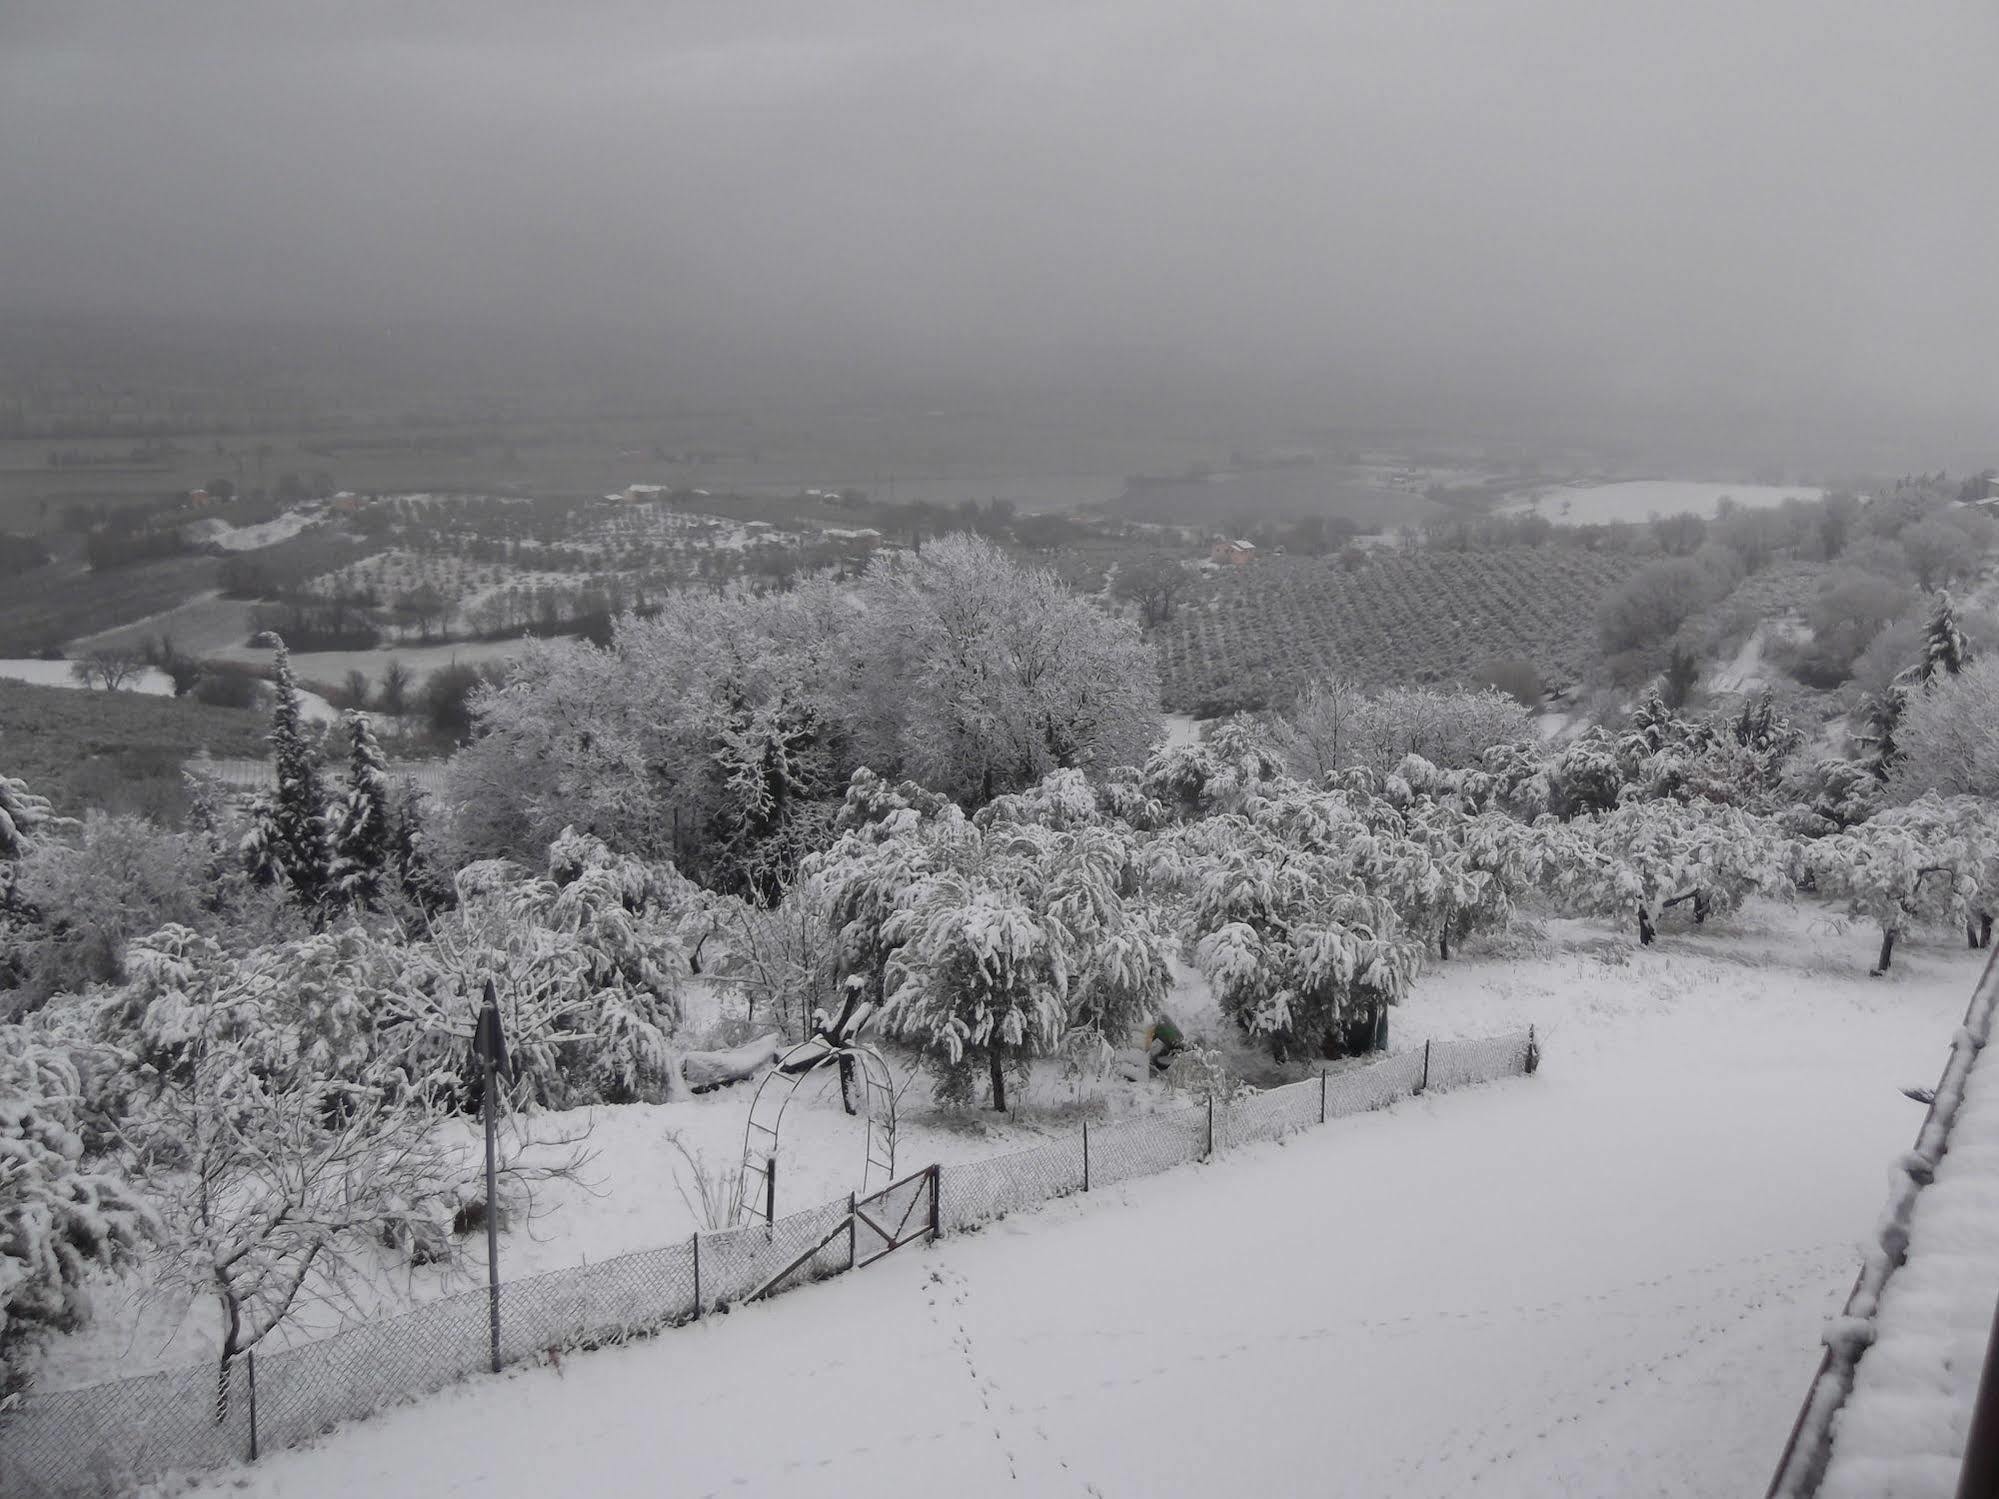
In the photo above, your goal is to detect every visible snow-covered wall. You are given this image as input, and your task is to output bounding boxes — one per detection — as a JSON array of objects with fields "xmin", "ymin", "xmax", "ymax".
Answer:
[{"xmin": 1767, "ymin": 946, "xmax": 1999, "ymax": 1498}]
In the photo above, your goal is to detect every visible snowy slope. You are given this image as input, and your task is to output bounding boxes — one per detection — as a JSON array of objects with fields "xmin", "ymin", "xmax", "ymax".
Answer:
[{"xmin": 165, "ymin": 904, "xmax": 1982, "ymax": 1499}]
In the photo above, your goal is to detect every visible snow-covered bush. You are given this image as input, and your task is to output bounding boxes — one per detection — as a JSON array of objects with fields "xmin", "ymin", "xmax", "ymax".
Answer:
[
  {"xmin": 1138, "ymin": 718, "xmax": 1288, "ymax": 820},
  {"xmin": 12, "ymin": 813, "xmax": 213, "ymax": 1000},
  {"xmin": 1272, "ymin": 679, "xmax": 1533, "ymax": 781},
  {"xmin": 0, "ymin": 1027, "xmax": 154, "ymax": 1395}
]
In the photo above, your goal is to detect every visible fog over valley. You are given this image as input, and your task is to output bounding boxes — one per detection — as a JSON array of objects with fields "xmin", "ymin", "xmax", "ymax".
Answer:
[{"xmin": 3, "ymin": 0, "xmax": 1994, "ymax": 467}]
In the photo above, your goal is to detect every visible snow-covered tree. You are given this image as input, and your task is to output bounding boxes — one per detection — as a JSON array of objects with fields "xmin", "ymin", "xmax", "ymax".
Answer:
[
  {"xmin": 1918, "ymin": 590, "xmax": 1973, "ymax": 684},
  {"xmin": 1182, "ymin": 822, "xmax": 1421, "ymax": 1059},
  {"xmin": 1138, "ymin": 718, "xmax": 1288, "ymax": 820},
  {"xmin": 329, "ymin": 711, "xmax": 392, "ymax": 907},
  {"xmin": 1854, "ymin": 679, "xmax": 1911, "ymax": 783},
  {"xmin": 123, "ymin": 931, "xmax": 465, "ymax": 1415},
  {"xmin": 814, "ymin": 783, "xmax": 1171, "ymax": 1107},
  {"xmin": 0, "ymin": 1027, "xmax": 155, "ymax": 1395},
  {"xmin": 406, "ymin": 833, "xmax": 695, "ymax": 1107},
  {"xmin": 1808, "ymin": 796, "xmax": 1992, "ymax": 972},
  {"xmin": 247, "ymin": 645, "xmax": 333, "ymax": 907},
  {"xmin": 1547, "ymin": 727, "xmax": 1625, "ymax": 817},
  {"xmin": 0, "ymin": 774, "xmax": 60, "ymax": 864},
  {"xmin": 1779, "ymin": 757, "xmax": 1880, "ymax": 835},
  {"xmin": 1544, "ymin": 801, "xmax": 1793, "ymax": 944},
  {"xmin": 853, "ymin": 534, "xmax": 1162, "ymax": 804},
  {"xmin": 1888, "ymin": 657, "xmax": 1999, "ymax": 803},
  {"xmin": 1273, "ymin": 680, "xmax": 1532, "ymax": 781}
]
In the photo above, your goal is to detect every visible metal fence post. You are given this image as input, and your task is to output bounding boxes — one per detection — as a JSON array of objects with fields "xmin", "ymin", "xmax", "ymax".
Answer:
[
  {"xmin": 928, "ymin": 1162, "xmax": 941, "ymax": 1239},
  {"xmin": 1082, "ymin": 1119, "xmax": 1090, "ymax": 1192},
  {"xmin": 1320, "ymin": 1070, "xmax": 1327, "ymax": 1124},
  {"xmin": 1206, "ymin": 1094, "xmax": 1215, "ymax": 1159},
  {"xmin": 692, "ymin": 1231, "xmax": 702, "ymax": 1319},
  {"xmin": 1419, "ymin": 1039, "xmax": 1431, "ymax": 1095},
  {"xmin": 1526, "ymin": 1024, "xmax": 1540, "ymax": 1076},
  {"xmin": 848, "ymin": 1192, "xmax": 858, "ymax": 1270},
  {"xmin": 766, "ymin": 1155, "xmax": 776, "ymax": 1227},
  {"xmin": 246, "ymin": 1349, "xmax": 258, "ymax": 1462}
]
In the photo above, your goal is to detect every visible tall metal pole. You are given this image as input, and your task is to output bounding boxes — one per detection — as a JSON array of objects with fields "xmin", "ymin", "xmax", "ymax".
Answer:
[{"xmin": 483, "ymin": 1041, "xmax": 501, "ymax": 1374}]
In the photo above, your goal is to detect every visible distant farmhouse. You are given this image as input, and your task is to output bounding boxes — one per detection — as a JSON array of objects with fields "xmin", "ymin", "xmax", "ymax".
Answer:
[{"xmin": 1209, "ymin": 537, "xmax": 1257, "ymax": 566}]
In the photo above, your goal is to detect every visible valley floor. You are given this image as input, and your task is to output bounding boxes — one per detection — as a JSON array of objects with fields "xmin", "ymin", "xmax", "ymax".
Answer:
[{"xmin": 155, "ymin": 904, "xmax": 1983, "ymax": 1498}]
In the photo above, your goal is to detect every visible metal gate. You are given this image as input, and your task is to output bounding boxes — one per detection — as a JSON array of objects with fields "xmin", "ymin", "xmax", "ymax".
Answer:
[{"xmin": 745, "ymin": 1164, "xmax": 938, "ymax": 1303}]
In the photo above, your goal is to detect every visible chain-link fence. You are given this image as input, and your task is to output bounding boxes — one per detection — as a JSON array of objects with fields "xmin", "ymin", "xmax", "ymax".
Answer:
[{"xmin": 0, "ymin": 1027, "xmax": 1535, "ymax": 1498}]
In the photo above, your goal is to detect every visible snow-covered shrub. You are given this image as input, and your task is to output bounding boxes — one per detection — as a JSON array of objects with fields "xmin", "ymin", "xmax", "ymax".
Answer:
[
  {"xmin": 1272, "ymin": 679, "xmax": 1532, "ymax": 781},
  {"xmin": 0, "ymin": 1027, "xmax": 155, "ymax": 1395},
  {"xmin": 1138, "ymin": 717, "xmax": 1288, "ymax": 820},
  {"xmin": 12, "ymin": 813, "xmax": 212, "ymax": 1000}
]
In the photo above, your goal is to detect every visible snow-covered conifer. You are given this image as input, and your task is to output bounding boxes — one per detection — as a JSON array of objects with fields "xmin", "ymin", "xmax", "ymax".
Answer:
[
  {"xmin": 330, "ymin": 711, "xmax": 392, "ymax": 907},
  {"xmin": 1919, "ymin": 590, "xmax": 1972, "ymax": 684},
  {"xmin": 252, "ymin": 644, "xmax": 332, "ymax": 906}
]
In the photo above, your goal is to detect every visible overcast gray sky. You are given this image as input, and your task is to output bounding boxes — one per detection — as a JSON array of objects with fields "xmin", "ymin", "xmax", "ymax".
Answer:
[{"xmin": 3, "ymin": 1, "xmax": 1993, "ymax": 455}]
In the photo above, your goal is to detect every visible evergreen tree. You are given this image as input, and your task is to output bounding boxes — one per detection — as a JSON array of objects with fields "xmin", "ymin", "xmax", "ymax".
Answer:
[
  {"xmin": 1855, "ymin": 680, "xmax": 1909, "ymax": 783},
  {"xmin": 1920, "ymin": 590, "xmax": 1973, "ymax": 684},
  {"xmin": 251, "ymin": 643, "xmax": 332, "ymax": 906},
  {"xmin": 331, "ymin": 712, "xmax": 392, "ymax": 907}
]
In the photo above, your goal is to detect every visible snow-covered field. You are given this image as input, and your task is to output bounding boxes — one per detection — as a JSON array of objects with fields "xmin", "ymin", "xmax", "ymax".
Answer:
[
  {"xmin": 131, "ymin": 901, "xmax": 1983, "ymax": 1499},
  {"xmin": 205, "ymin": 636, "xmax": 528, "ymax": 688},
  {"xmin": 183, "ymin": 511, "xmax": 323, "ymax": 552},
  {"xmin": 0, "ymin": 659, "xmax": 177, "ymax": 696},
  {"xmin": 0, "ymin": 658, "xmax": 342, "ymax": 724},
  {"xmin": 1511, "ymin": 480, "xmax": 1824, "ymax": 526}
]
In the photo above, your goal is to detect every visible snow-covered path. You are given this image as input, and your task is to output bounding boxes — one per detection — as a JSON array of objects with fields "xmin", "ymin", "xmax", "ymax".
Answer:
[{"xmin": 192, "ymin": 913, "xmax": 1979, "ymax": 1499}]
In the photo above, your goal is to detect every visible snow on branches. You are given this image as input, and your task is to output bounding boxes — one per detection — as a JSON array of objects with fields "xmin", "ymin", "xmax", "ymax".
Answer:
[
  {"xmin": 1808, "ymin": 795, "xmax": 1999, "ymax": 972},
  {"xmin": 0, "ymin": 1028, "xmax": 154, "ymax": 1394},
  {"xmin": 1541, "ymin": 801, "xmax": 1794, "ymax": 944},
  {"xmin": 810, "ymin": 771, "xmax": 1173, "ymax": 1108}
]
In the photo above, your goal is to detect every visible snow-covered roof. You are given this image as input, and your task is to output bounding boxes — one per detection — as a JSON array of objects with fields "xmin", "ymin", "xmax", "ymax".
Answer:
[{"xmin": 1772, "ymin": 951, "xmax": 1999, "ymax": 1497}]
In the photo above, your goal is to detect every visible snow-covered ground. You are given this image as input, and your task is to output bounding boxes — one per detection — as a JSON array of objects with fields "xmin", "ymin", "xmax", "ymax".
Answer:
[
  {"xmin": 1509, "ymin": 480, "xmax": 1824, "ymax": 526},
  {"xmin": 0, "ymin": 659, "xmax": 177, "ymax": 696},
  {"xmin": 183, "ymin": 510, "xmax": 322, "ymax": 552},
  {"xmin": 0, "ymin": 657, "xmax": 341, "ymax": 725},
  {"xmin": 204, "ymin": 637, "xmax": 529, "ymax": 689},
  {"xmin": 137, "ymin": 901, "xmax": 1984, "ymax": 1499}
]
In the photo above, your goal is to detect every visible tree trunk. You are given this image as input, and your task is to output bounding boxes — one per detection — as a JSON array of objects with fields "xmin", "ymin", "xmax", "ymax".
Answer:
[
  {"xmin": 838, "ymin": 1053, "xmax": 857, "ymax": 1116},
  {"xmin": 1438, "ymin": 926, "xmax": 1451, "ymax": 961},
  {"xmin": 1874, "ymin": 927, "xmax": 1897, "ymax": 975},
  {"xmin": 1971, "ymin": 919, "xmax": 1982, "ymax": 951},
  {"xmin": 1982, "ymin": 913, "xmax": 1993, "ymax": 950},
  {"xmin": 988, "ymin": 1047, "xmax": 1007, "ymax": 1113},
  {"xmin": 1637, "ymin": 906, "xmax": 1656, "ymax": 946},
  {"xmin": 1692, "ymin": 890, "xmax": 1709, "ymax": 924}
]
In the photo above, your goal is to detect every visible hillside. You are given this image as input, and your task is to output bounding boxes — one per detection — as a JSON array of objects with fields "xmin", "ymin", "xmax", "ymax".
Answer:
[
  {"xmin": 1155, "ymin": 548, "xmax": 1641, "ymax": 715},
  {"xmin": 0, "ymin": 676, "xmax": 269, "ymax": 821}
]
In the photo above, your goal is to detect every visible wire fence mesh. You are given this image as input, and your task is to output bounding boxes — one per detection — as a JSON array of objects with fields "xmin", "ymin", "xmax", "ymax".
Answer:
[{"xmin": 0, "ymin": 1028, "xmax": 1534, "ymax": 1498}]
